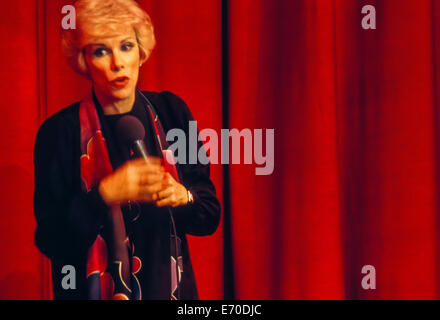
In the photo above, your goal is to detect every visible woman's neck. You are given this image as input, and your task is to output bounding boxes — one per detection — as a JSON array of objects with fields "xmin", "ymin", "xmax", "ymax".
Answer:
[{"xmin": 94, "ymin": 89, "xmax": 136, "ymax": 115}]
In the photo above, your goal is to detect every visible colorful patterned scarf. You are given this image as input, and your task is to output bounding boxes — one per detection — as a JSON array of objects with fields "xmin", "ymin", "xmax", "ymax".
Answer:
[{"xmin": 79, "ymin": 90, "xmax": 182, "ymax": 300}]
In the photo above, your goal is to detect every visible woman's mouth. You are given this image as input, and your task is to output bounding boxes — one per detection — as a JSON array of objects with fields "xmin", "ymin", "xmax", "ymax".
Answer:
[{"xmin": 111, "ymin": 76, "xmax": 130, "ymax": 87}]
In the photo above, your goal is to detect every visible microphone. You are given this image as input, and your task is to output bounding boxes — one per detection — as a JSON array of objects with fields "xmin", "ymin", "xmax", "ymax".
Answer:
[{"xmin": 116, "ymin": 115, "xmax": 148, "ymax": 159}]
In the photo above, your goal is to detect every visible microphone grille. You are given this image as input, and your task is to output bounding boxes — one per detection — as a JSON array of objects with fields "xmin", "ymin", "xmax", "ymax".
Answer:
[{"xmin": 115, "ymin": 115, "xmax": 146, "ymax": 145}]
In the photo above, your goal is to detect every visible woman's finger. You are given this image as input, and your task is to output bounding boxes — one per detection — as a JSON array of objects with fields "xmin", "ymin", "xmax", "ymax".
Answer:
[
  {"xmin": 155, "ymin": 194, "xmax": 177, "ymax": 207},
  {"xmin": 139, "ymin": 171, "xmax": 164, "ymax": 185},
  {"xmin": 156, "ymin": 186, "xmax": 174, "ymax": 200},
  {"xmin": 129, "ymin": 157, "xmax": 164, "ymax": 173},
  {"xmin": 155, "ymin": 185, "xmax": 178, "ymax": 207},
  {"xmin": 136, "ymin": 163, "xmax": 164, "ymax": 175},
  {"xmin": 137, "ymin": 182, "xmax": 163, "ymax": 200}
]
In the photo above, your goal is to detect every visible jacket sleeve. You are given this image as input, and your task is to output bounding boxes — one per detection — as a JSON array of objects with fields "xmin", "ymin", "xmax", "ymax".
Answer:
[
  {"xmin": 159, "ymin": 91, "xmax": 221, "ymax": 236},
  {"xmin": 33, "ymin": 111, "xmax": 109, "ymax": 260}
]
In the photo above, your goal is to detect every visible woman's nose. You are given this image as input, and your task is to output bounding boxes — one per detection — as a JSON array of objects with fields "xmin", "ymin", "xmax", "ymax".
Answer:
[{"xmin": 111, "ymin": 51, "xmax": 124, "ymax": 71}]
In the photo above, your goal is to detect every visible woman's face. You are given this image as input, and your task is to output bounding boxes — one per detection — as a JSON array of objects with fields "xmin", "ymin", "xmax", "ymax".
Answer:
[{"xmin": 82, "ymin": 25, "xmax": 141, "ymax": 102}]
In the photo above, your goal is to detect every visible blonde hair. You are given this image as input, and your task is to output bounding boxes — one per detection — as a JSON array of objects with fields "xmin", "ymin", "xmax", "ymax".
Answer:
[{"xmin": 61, "ymin": 0, "xmax": 156, "ymax": 77}]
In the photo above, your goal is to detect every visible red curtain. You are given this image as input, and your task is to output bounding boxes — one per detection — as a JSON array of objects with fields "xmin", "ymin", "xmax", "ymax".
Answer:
[
  {"xmin": 1, "ymin": 0, "xmax": 440, "ymax": 300},
  {"xmin": 229, "ymin": 0, "xmax": 440, "ymax": 299}
]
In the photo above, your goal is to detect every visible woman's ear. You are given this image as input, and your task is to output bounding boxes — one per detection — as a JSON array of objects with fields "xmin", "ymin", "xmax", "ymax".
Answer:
[{"xmin": 139, "ymin": 48, "xmax": 151, "ymax": 67}]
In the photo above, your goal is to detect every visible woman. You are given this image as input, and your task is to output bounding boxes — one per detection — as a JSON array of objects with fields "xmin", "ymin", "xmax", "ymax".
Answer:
[{"xmin": 33, "ymin": 0, "xmax": 221, "ymax": 300}]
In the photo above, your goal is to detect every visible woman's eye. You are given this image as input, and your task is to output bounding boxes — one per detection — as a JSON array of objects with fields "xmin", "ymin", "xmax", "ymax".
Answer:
[
  {"xmin": 93, "ymin": 48, "xmax": 107, "ymax": 57},
  {"xmin": 121, "ymin": 43, "xmax": 134, "ymax": 51}
]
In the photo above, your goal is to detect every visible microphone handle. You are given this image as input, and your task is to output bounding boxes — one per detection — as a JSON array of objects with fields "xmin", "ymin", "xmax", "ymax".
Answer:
[{"xmin": 132, "ymin": 140, "xmax": 149, "ymax": 159}]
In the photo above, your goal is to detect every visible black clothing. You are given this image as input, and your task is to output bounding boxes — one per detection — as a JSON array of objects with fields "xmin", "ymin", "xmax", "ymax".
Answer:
[{"xmin": 33, "ymin": 90, "xmax": 221, "ymax": 300}]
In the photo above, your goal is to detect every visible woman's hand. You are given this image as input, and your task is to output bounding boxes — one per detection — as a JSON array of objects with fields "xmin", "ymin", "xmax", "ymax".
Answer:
[
  {"xmin": 153, "ymin": 172, "xmax": 189, "ymax": 208},
  {"xmin": 98, "ymin": 157, "xmax": 165, "ymax": 206}
]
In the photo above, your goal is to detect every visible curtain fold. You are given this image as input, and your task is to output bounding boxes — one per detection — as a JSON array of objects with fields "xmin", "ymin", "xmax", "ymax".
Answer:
[{"xmin": 229, "ymin": 0, "xmax": 440, "ymax": 299}]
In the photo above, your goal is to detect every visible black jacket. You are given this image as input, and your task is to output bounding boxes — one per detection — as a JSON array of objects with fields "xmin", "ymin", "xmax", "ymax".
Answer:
[{"xmin": 33, "ymin": 90, "xmax": 221, "ymax": 300}]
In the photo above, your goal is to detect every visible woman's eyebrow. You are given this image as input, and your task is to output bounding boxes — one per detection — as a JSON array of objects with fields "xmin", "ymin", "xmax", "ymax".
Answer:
[
  {"xmin": 120, "ymin": 37, "xmax": 135, "ymax": 43},
  {"xmin": 86, "ymin": 43, "xmax": 107, "ymax": 48}
]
